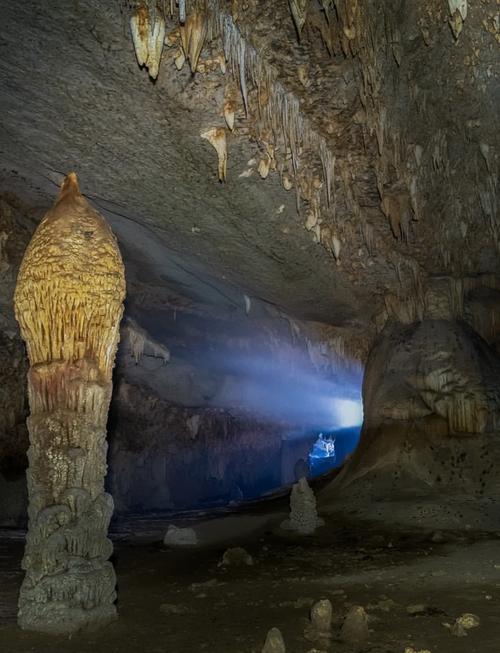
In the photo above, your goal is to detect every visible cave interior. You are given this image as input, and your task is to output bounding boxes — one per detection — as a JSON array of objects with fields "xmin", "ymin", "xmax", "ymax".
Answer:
[{"xmin": 0, "ymin": 0, "xmax": 499, "ymax": 651}]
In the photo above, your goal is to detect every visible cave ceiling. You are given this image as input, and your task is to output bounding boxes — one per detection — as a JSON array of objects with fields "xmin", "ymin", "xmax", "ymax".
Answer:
[{"xmin": 0, "ymin": 0, "xmax": 499, "ymax": 352}]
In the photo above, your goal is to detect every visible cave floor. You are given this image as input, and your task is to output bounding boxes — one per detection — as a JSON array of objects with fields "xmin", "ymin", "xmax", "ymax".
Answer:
[{"xmin": 1, "ymin": 511, "xmax": 500, "ymax": 653}]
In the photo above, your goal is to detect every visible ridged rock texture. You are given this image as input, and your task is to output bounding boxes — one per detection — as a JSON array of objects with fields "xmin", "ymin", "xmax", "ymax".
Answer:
[{"xmin": 13, "ymin": 173, "xmax": 125, "ymax": 634}]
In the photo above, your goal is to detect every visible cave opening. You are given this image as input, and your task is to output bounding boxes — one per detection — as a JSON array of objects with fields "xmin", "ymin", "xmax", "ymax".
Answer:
[{"xmin": 107, "ymin": 330, "xmax": 365, "ymax": 514}]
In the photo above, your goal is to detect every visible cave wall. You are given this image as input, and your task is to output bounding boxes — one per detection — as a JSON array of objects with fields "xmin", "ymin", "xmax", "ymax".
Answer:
[
  {"xmin": 0, "ymin": 194, "xmax": 33, "ymax": 525},
  {"xmin": 108, "ymin": 380, "xmax": 287, "ymax": 512},
  {"xmin": 0, "ymin": 188, "xmax": 362, "ymax": 525},
  {"xmin": 321, "ymin": 316, "xmax": 500, "ymax": 528},
  {"xmin": 0, "ymin": 0, "xmax": 497, "ymax": 531}
]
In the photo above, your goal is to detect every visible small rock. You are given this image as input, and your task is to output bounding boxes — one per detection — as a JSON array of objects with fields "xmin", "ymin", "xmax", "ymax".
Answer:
[
  {"xmin": 430, "ymin": 530, "xmax": 446, "ymax": 543},
  {"xmin": 159, "ymin": 603, "xmax": 189, "ymax": 615},
  {"xmin": 450, "ymin": 622, "xmax": 468, "ymax": 637},
  {"xmin": 340, "ymin": 605, "xmax": 369, "ymax": 643},
  {"xmin": 329, "ymin": 589, "xmax": 346, "ymax": 597},
  {"xmin": 189, "ymin": 578, "xmax": 218, "ymax": 591},
  {"xmin": 406, "ymin": 604, "xmax": 429, "ymax": 616},
  {"xmin": 305, "ymin": 599, "xmax": 332, "ymax": 645},
  {"xmin": 405, "ymin": 648, "xmax": 431, "ymax": 653},
  {"xmin": 163, "ymin": 524, "xmax": 198, "ymax": 547},
  {"xmin": 456, "ymin": 613, "xmax": 480, "ymax": 630},
  {"xmin": 448, "ymin": 612, "xmax": 480, "ymax": 636},
  {"xmin": 369, "ymin": 598, "xmax": 396, "ymax": 612},
  {"xmin": 219, "ymin": 546, "xmax": 253, "ymax": 567},
  {"xmin": 310, "ymin": 599, "xmax": 332, "ymax": 632},
  {"xmin": 262, "ymin": 627, "xmax": 286, "ymax": 653}
]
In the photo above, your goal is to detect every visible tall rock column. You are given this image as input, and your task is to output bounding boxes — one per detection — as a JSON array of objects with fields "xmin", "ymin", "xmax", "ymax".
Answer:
[{"xmin": 14, "ymin": 173, "xmax": 126, "ymax": 634}]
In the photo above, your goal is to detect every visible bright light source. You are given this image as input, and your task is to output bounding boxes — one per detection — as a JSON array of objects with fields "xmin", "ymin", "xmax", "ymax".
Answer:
[
  {"xmin": 309, "ymin": 434, "xmax": 336, "ymax": 460},
  {"xmin": 331, "ymin": 398, "xmax": 363, "ymax": 428}
]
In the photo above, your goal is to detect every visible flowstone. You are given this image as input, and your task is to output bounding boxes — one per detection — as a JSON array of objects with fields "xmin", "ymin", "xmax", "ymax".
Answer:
[
  {"xmin": 14, "ymin": 173, "xmax": 125, "ymax": 634},
  {"xmin": 281, "ymin": 477, "xmax": 324, "ymax": 535}
]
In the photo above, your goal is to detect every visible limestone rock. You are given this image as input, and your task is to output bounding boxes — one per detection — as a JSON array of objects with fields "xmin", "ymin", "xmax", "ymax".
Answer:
[
  {"xmin": 281, "ymin": 477, "xmax": 324, "ymax": 535},
  {"xmin": 304, "ymin": 598, "xmax": 332, "ymax": 645},
  {"xmin": 310, "ymin": 599, "xmax": 332, "ymax": 632},
  {"xmin": 406, "ymin": 604, "xmax": 430, "ymax": 616},
  {"xmin": 340, "ymin": 605, "xmax": 369, "ymax": 643},
  {"xmin": 163, "ymin": 525, "xmax": 198, "ymax": 547},
  {"xmin": 449, "ymin": 612, "xmax": 480, "ymax": 636},
  {"xmin": 219, "ymin": 546, "xmax": 253, "ymax": 567},
  {"xmin": 456, "ymin": 613, "xmax": 480, "ymax": 630},
  {"xmin": 262, "ymin": 627, "xmax": 286, "ymax": 653}
]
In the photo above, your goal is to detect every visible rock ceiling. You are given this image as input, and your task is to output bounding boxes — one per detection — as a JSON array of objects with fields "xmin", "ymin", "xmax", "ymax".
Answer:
[{"xmin": 0, "ymin": 0, "xmax": 499, "ymax": 358}]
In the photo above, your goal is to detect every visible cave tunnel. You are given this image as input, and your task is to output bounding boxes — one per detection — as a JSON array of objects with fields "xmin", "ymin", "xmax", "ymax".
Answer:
[{"xmin": 0, "ymin": 0, "xmax": 500, "ymax": 651}]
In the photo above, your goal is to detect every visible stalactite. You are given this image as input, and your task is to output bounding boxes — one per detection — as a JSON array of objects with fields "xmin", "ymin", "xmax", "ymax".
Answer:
[
  {"xmin": 14, "ymin": 173, "xmax": 125, "ymax": 634},
  {"xmin": 289, "ymin": 0, "xmax": 309, "ymax": 38},
  {"xmin": 448, "ymin": 0, "xmax": 467, "ymax": 39},
  {"xmin": 179, "ymin": 5, "xmax": 207, "ymax": 73},
  {"xmin": 223, "ymin": 82, "xmax": 238, "ymax": 130},
  {"xmin": 130, "ymin": 2, "xmax": 166, "ymax": 79},
  {"xmin": 192, "ymin": 2, "xmax": 344, "ymax": 253},
  {"xmin": 122, "ymin": 318, "xmax": 170, "ymax": 364},
  {"xmin": 179, "ymin": 0, "xmax": 187, "ymax": 23},
  {"xmin": 201, "ymin": 127, "xmax": 228, "ymax": 181}
]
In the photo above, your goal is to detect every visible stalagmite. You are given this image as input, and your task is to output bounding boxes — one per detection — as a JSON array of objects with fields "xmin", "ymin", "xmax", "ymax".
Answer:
[
  {"xmin": 340, "ymin": 605, "xmax": 369, "ymax": 643},
  {"xmin": 262, "ymin": 627, "xmax": 286, "ymax": 653},
  {"xmin": 14, "ymin": 172, "xmax": 125, "ymax": 634},
  {"xmin": 281, "ymin": 477, "xmax": 324, "ymax": 535},
  {"xmin": 305, "ymin": 598, "xmax": 332, "ymax": 645}
]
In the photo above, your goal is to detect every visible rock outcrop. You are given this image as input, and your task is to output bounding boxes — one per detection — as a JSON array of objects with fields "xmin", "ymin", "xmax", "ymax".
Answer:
[{"xmin": 321, "ymin": 319, "xmax": 500, "ymax": 528}]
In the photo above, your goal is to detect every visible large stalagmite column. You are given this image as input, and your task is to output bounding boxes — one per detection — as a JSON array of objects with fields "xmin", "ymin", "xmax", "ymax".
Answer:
[{"xmin": 14, "ymin": 173, "xmax": 125, "ymax": 634}]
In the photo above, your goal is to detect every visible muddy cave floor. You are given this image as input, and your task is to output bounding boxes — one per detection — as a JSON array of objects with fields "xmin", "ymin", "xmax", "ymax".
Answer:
[{"xmin": 2, "ymin": 499, "xmax": 500, "ymax": 653}]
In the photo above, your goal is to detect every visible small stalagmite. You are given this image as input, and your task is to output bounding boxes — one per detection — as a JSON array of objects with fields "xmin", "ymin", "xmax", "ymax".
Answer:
[
  {"xmin": 14, "ymin": 172, "xmax": 126, "ymax": 634},
  {"xmin": 281, "ymin": 477, "xmax": 324, "ymax": 535},
  {"xmin": 262, "ymin": 626, "xmax": 286, "ymax": 653}
]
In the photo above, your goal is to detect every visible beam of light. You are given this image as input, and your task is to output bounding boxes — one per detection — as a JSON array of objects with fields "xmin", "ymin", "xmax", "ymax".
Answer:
[
  {"xmin": 206, "ymin": 350, "xmax": 364, "ymax": 431},
  {"xmin": 330, "ymin": 397, "xmax": 364, "ymax": 429}
]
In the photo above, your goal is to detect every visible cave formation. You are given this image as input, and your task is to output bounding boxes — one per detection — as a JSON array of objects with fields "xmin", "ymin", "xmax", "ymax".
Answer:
[
  {"xmin": 0, "ymin": 0, "xmax": 499, "ymax": 651},
  {"xmin": 14, "ymin": 172, "xmax": 125, "ymax": 633}
]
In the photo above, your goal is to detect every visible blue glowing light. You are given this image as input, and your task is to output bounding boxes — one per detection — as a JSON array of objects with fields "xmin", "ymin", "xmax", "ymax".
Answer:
[{"xmin": 309, "ymin": 433, "xmax": 336, "ymax": 460}]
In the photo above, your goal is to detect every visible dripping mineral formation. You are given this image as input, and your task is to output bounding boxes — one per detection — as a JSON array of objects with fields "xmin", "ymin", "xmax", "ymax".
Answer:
[{"xmin": 13, "ymin": 173, "xmax": 125, "ymax": 634}]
